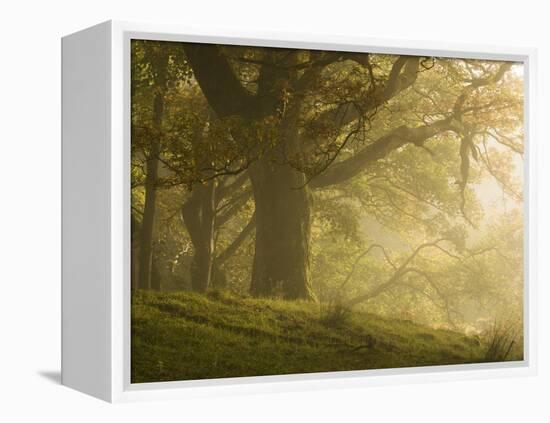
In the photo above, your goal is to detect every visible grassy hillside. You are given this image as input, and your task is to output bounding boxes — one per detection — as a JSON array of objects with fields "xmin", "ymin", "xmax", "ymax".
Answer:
[{"xmin": 132, "ymin": 290, "xmax": 490, "ymax": 383}]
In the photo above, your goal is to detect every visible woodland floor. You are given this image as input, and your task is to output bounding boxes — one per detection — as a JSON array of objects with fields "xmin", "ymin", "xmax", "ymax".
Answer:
[{"xmin": 131, "ymin": 290, "xmax": 497, "ymax": 383}]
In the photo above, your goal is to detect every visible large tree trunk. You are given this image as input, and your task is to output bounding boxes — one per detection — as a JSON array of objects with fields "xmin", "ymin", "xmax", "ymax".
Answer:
[
  {"xmin": 183, "ymin": 44, "xmax": 315, "ymax": 299},
  {"xmin": 181, "ymin": 181, "xmax": 217, "ymax": 293},
  {"xmin": 181, "ymin": 46, "xmax": 431, "ymax": 301},
  {"xmin": 249, "ymin": 157, "xmax": 314, "ymax": 300}
]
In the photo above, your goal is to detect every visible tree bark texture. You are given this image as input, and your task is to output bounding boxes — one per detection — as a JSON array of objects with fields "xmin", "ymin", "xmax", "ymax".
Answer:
[
  {"xmin": 249, "ymin": 156, "xmax": 314, "ymax": 300},
  {"xmin": 181, "ymin": 181, "xmax": 217, "ymax": 292}
]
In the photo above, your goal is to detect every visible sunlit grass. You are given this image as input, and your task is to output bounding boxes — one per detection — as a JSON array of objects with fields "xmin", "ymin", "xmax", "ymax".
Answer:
[{"xmin": 130, "ymin": 289, "xmax": 516, "ymax": 383}]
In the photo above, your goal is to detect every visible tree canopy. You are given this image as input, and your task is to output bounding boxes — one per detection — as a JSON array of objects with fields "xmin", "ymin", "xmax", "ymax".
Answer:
[{"xmin": 131, "ymin": 39, "xmax": 524, "ymax": 335}]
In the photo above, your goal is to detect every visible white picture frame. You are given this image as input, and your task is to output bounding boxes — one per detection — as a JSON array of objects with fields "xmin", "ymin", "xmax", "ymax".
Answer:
[{"xmin": 61, "ymin": 20, "xmax": 538, "ymax": 403}]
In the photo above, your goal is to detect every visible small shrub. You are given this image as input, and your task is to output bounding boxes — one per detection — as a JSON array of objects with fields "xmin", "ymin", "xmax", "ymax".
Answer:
[
  {"xmin": 482, "ymin": 320, "xmax": 520, "ymax": 362},
  {"xmin": 319, "ymin": 298, "xmax": 351, "ymax": 327},
  {"xmin": 206, "ymin": 288, "xmax": 224, "ymax": 301}
]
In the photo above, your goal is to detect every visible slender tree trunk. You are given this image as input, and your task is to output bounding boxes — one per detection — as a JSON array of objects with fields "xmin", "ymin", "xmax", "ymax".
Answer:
[
  {"xmin": 137, "ymin": 61, "xmax": 167, "ymax": 289},
  {"xmin": 182, "ymin": 188, "xmax": 255, "ymax": 292},
  {"xmin": 181, "ymin": 181, "xmax": 217, "ymax": 292},
  {"xmin": 137, "ymin": 141, "xmax": 160, "ymax": 290},
  {"xmin": 210, "ymin": 259, "xmax": 227, "ymax": 289},
  {"xmin": 249, "ymin": 156, "xmax": 314, "ymax": 300},
  {"xmin": 131, "ymin": 213, "xmax": 140, "ymax": 290},
  {"xmin": 151, "ymin": 254, "xmax": 162, "ymax": 291}
]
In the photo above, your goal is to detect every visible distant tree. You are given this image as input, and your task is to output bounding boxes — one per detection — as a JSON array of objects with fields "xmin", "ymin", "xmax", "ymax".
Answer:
[
  {"xmin": 132, "ymin": 53, "xmax": 256, "ymax": 292},
  {"xmin": 131, "ymin": 40, "xmax": 189, "ymax": 290}
]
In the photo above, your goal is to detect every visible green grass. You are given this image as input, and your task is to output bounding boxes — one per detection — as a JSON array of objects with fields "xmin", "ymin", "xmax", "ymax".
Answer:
[{"xmin": 131, "ymin": 289, "xmax": 490, "ymax": 383}]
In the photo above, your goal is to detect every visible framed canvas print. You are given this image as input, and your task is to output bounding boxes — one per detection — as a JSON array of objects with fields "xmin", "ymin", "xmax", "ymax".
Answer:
[{"xmin": 61, "ymin": 21, "xmax": 537, "ymax": 402}]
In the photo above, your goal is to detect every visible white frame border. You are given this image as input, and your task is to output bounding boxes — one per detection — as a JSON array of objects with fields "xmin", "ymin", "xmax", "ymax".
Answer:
[{"xmin": 109, "ymin": 20, "xmax": 537, "ymax": 403}]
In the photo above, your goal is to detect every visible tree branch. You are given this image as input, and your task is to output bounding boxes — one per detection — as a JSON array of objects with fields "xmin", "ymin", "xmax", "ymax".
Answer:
[
  {"xmin": 216, "ymin": 171, "xmax": 249, "ymax": 201},
  {"xmin": 216, "ymin": 212, "xmax": 256, "ymax": 265},
  {"xmin": 340, "ymin": 244, "xmax": 397, "ymax": 290},
  {"xmin": 310, "ymin": 118, "xmax": 455, "ymax": 188},
  {"xmin": 215, "ymin": 189, "xmax": 253, "ymax": 228},
  {"xmin": 310, "ymin": 62, "xmax": 514, "ymax": 189},
  {"xmin": 183, "ymin": 43, "xmax": 256, "ymax": 118},
  {"xmin": 345, "ymin": 239, "xmax": 453, "ymax": 308},
  {"xmin": 312, "ymin": 56, "xmax": 421, "ymax": 130}
]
